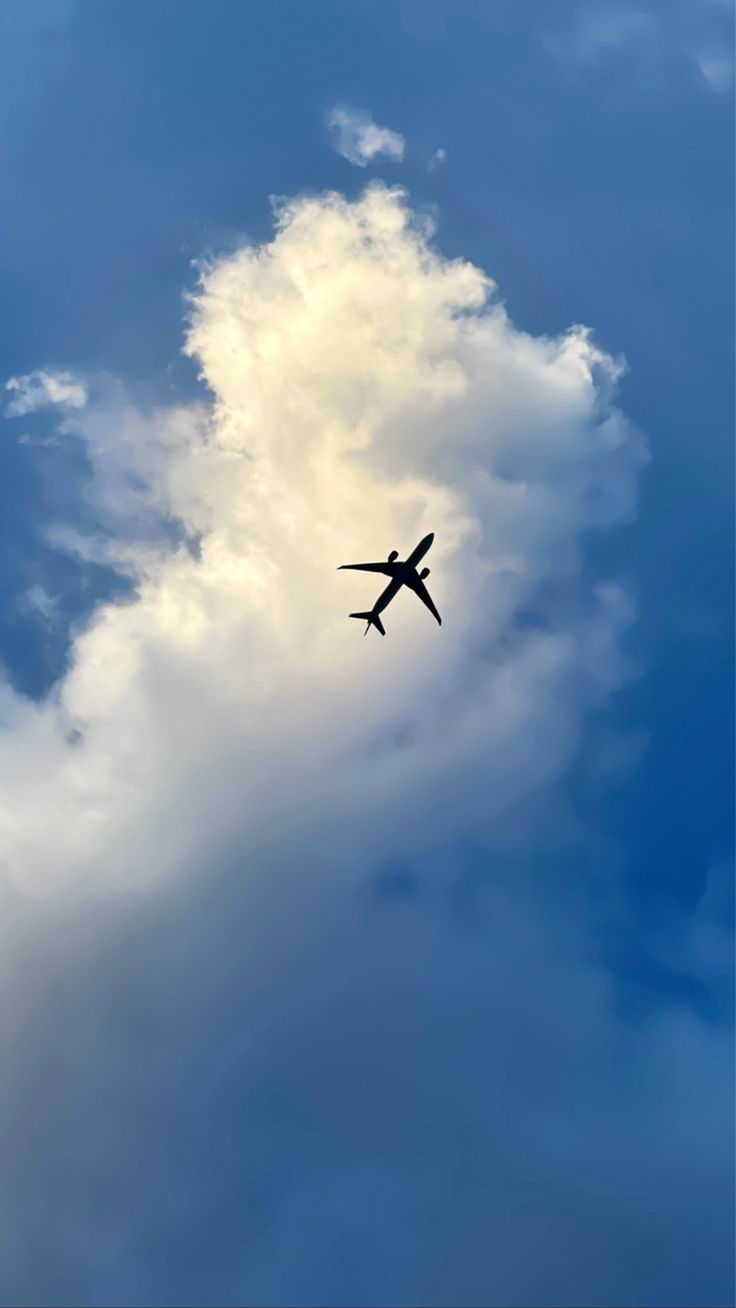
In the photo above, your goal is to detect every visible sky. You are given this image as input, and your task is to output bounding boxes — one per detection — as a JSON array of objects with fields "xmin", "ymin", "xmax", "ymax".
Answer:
[{"xmin": 0, "ymin": 2, "xmax": 733, "ymax": 1306}]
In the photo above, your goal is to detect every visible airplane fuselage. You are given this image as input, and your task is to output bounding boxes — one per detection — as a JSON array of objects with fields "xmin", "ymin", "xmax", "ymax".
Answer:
[
  {"xmin": 372, "ymin": 574, "xmax": 404, "ymax": 615},
  {"xmin": 406, "ymin": 533, "xmax": 435, "ymax": 568}
]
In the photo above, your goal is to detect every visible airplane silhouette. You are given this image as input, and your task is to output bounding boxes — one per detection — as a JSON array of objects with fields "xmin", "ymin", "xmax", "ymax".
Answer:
[{"xmin": 338, "ymin": 532, "xmax": 441, "ymax": 635}]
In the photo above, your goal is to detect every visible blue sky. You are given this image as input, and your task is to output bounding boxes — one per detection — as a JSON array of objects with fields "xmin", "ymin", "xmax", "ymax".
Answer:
[{"xmin": 0, "ymin": 2, "xmax": 733, "ymax": 1305}]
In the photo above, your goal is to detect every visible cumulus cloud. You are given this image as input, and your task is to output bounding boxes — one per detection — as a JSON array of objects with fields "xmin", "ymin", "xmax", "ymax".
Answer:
[
  {"xmin": 0, "ymin": 183, "xmax": 644, "ymax": 900},
  {"xmin": 5, "ymin": 368, "xmax": 87, "ymax": 417},
  {"xmin": 328, "ymin": 106, "xmax": 406, "ymax": 167},
  {"xmin": 1, "ymin": 185, "xmax": 728, "ymax": 1306}
]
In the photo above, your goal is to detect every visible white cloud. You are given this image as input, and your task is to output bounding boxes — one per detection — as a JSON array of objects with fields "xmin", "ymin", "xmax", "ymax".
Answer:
[
  {"xmin": 427, "ymin": 146, "xmax": 447, "ymax": 172},
  {"xmin": 0, "ymin": 183, "xmax": 645, "ymax": 900},
  {"xmin": 5, "ymin": 368, "xmax": 87, "ymax": 417},
  {"xmin": 13, "ymin": 187, "xmax": 724, "ymax": 1306},
  {"xmin": 328, "ymin": 106, "xmax": 406, "ymax": 167}
]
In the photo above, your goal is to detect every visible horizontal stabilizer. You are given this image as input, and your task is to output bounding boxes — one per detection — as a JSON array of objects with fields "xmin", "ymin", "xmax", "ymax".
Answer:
[{"xmin": 350, "ymin": 610, "xmax": 386, "ymax": 636}]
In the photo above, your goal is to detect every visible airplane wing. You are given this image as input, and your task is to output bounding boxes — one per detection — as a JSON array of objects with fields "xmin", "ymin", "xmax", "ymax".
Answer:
[
  {"xmin": 407, "ymin": 575, "xmax": 442, "ymax": 625},
  {"xmin": 338, "ymin": 562, "xmax": 398, "ymax": 576}
]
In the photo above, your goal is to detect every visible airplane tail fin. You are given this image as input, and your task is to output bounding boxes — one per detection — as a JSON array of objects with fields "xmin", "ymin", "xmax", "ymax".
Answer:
[{"xmin": 350, "ymin": 610, "xmax": 386, "ymax": 636}]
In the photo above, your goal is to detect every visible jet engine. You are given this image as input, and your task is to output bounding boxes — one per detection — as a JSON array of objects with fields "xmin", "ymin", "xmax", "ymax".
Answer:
[
  {"xmin": 388, "ymin": 550, "xmax": 399, "ymax": 562},
  {"xmin": 420, "ymin": 567, "xmax": 430, "ymax": 579}
]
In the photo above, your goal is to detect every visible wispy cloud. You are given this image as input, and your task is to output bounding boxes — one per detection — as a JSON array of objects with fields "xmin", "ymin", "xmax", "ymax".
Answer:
[
  {"xmin": 570, "ymin": 5, "xmax": 654, "ymax": 63},
  {"xmin": 18, "ymin": 583, "xmax": 60, "ymax": 626},
  {"xmin": 427, "ymin": 146, "xmax": 447, "ymax": 172},
  {"xmin": 544, "ymin": 2, "xmax": 735, "ymax": 93},
  {"xmin": 695, "ymin": 48, "xmax": 735, "ymax": 91},
  {"xmin": 16, "ymin": 430, "xmax": 63, "ymax": 447},
  {"xmin": 327, "ymin": 106, "xmax": 405, "ymax": 167},
  {"xmin": 5, "ymin": 368, "xmax": 87, "ymax": 417}
]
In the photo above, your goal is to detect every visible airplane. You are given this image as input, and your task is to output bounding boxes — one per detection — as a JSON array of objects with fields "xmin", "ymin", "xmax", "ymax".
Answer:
[{"xmin": 338, "ymin": 532, "xmax": 441, "ymax": 636}]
